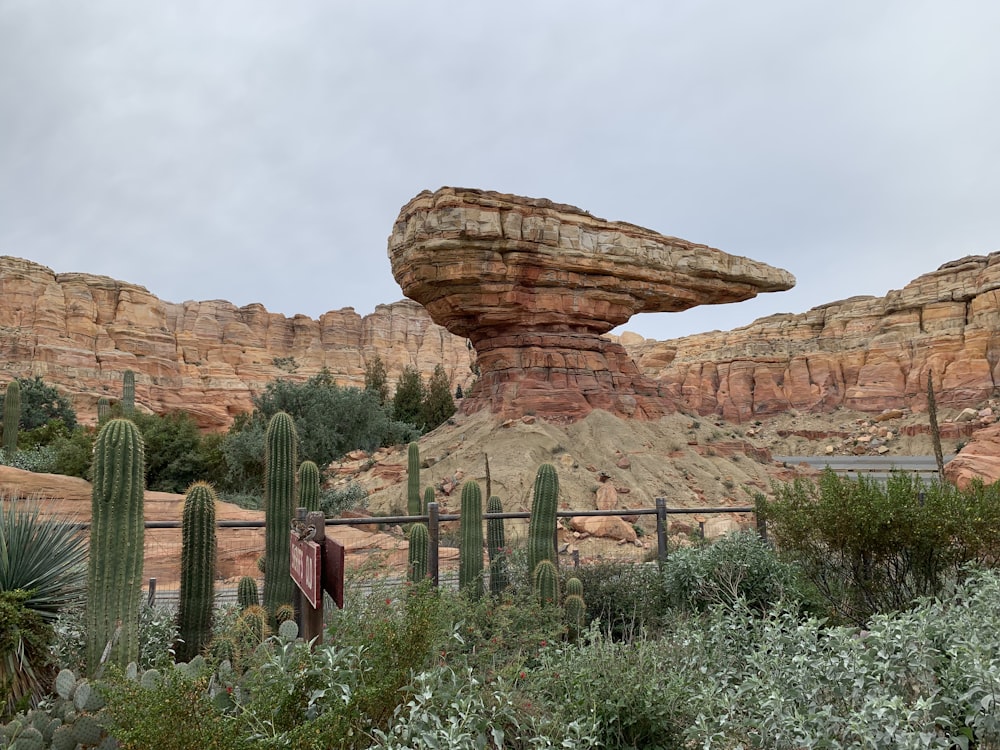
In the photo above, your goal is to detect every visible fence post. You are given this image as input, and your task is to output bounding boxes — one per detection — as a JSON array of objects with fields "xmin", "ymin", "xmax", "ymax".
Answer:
[
  {"xmin": 293, "ymin": 507, "xmax": 306, "ymax": 630},
  {"xmin": 756, "ymin": 511, "xmax": 768, "ymax": 544},
  {"xmin": 655, "ymin": 497, "xmax": 668, "ymax": 566},
  {"xmin": 428, "ymin": 502, "xmax": 440, "ymax": 588},
  {"xmin": 147, "ymin": 578, "xmax": 157, "ymax": 607}
]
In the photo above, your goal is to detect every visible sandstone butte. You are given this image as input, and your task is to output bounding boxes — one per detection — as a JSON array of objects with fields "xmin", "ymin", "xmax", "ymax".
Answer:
[
  {"xmin": 388, "ymin": 187, "xmax": 795, "ymax": 421},
  {"xmin": 0, "ymin": 255, "xmax": 474, "ymax": 430}
]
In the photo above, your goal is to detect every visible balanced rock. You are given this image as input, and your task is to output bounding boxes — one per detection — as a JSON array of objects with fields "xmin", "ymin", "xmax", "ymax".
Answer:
[{"xmin": 389, "ymin": 187, "xmax": 794, "ymax": 421}]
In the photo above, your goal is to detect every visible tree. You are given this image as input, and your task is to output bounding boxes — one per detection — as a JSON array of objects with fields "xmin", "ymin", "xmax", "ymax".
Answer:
[
  {"xmin": 0, "ymin": 376, "xmax": 76, "ymax": 432},
  {"xmin": 364, "ymin": 354, "xmax": 390, "ymax": 406},
  {"xmin": 392, "ymin": 366, "xmax": 425, "ymax": 427},
  {"xmin": 422, "ymin": 364, "xmax": 456, "ymax": 431}
]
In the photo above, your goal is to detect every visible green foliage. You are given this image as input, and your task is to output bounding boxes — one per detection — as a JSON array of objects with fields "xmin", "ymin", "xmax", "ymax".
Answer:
[
  {"xmin": 421, "ymin": 364, "xmax": 455, "ymax": 431},
  {"xmin": 2, "ymin": 380, "xmax": 19, "ymax": 457},
  {"xmin": 660, "ymin": 530, "xmax": 805, "ymax": 614},
  {"xmin": 131, "ymin": 410, "xmax": 222, "ymax": 493},
  {"xmin": 86, "ymin": 418, "xmax": 145, "ymax": 674},
  {"xmin": 237, "ymin": 577, "xmax": 259, "ymax": 611},
  {"xmin": 264, "ymin": 412, "xmax": 296, "ymax": 623},
  {"xmin": 406, "ymin": 442, "xmax": 420, "ymax": 517},
  {"xmin": 364, "ymin": 354, "xmax": 390, "ymax": 406},
  {"xmin": 47, "ymin": 426, "xmax": 97, "ymax": 480},
  {"xmin": 296, "ymin": 460, "xmax": 321, "ymax": 513},
  {"xmin": 486, "ymin": 495, "xmax": 509, "ymax": 596},
  {"xmin": 100, "ymin": 660, "xmax": 243, "ymax": 750},
  {"xmin": 391, "ymin": 365, "xmax": 424, "ymax": 427},
  {"xmin": 528, "ymin": 463, "xmax": 559, "ymax": 582},
  {"xmin": 317, "ymin": 482, "xmax": 368, "ymax": 517},
  {"xmin": 220, "ymin": 371, "xmax": 418, "ymax": 495},
  {"xmin": 760, "ymin": 470, "xmax": 1000, "ymax": 624},
  {"xmin": 0, "ymin": 590, "xmax": 53, "ymax": 718},
  {"xmin": 459, "ymin": 481, "xmax": 484, "ymax": 600},
  {"xmin": 407, "ymin": 523, "xmax": 429, "ymax": 583},
  {"xmin": 0, "ymin": 376, "xmax": 76, "ymax": 434},
  {"xmin": 571, "ymin": 561, "xmax": 670, "ymax": 640},
  {"xmin": 176, "ymin": 482, "xmax": 217, "ymax": 662}
]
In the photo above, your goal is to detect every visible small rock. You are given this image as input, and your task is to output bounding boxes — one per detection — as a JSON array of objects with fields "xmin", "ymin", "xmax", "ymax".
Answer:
[
  {"xmin": 616, "ymin": 456, "xmax": 631, "ymax": 470},
  {"xmin": 877, "ymin": 445, "xmax": 890, "ymax": 454},
  {"xmin": 521, "ymin": 415, "xmax": 536, "ymax": 425},
  {"xmin": 825, "ymin": 445, "xmax": 835, "ymax": 454}
]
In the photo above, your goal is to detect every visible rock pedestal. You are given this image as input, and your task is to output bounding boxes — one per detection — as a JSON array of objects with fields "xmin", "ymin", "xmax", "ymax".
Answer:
[{"xmin": 389, "ymin": 187, "xmax": 794, "ymax": 421}]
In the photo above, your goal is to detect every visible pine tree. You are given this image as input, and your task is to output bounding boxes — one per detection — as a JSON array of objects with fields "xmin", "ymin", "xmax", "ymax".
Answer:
[
  {"xmin": 422, "ymin": 364, "xmax": 456, "ymax": 431},
  {"xmin": 364, "ymin": 354, "xmax": 390, "ymax": 406},
  {"xmin": 392, "ymin": 366, "xmax": 425, "ymax": 427}
]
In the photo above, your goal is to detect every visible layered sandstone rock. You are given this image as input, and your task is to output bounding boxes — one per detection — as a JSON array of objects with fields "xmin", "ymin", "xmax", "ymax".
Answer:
[
  {"xmin": 0, "ymin": 256, "xmax": 473, "ymax": 429},
  {"xmin": 625, "ymin": 253, "xmax": 1000, "ymax": 422},
  {"xmin": 388, "ymin": 187, "xmax": 794, "ymax": 421}
]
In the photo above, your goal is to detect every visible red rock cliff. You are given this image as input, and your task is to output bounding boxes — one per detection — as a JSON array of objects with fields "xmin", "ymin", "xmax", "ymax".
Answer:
[
  {"xmin": 624, "ymin": 253, "xmax": 1000, "ymax": 421},
  {"xmin": 0, "ymin": 256, "xmax": 474, "ymax": 429}
]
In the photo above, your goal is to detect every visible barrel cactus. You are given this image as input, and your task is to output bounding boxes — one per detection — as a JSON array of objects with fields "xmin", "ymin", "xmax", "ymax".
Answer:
[
  {"xmin": 297, "ymin": 460, "xmax": 321, "ymax": 513},
  {"xmin": 564, "ymin": 593, "xmax": 586, "ymax": 642},
  {"xmin": 176, "ymin": 481, "xmax": 217, "ymax": 661},
  {"xmin": 459, "ymin": 480, "xmax": 484, "ymax": 599},
  {"xmin": 237, "ymin": 576, "xmax": 259, "ymax": 610},
  {"xmin": 264, "ymin": 412, "xmax": 297, "ymax": 623},
  {"xmin": 86, "ymin": 418, "xmax": 145, "ymax": 674},
  {"xmin": 528, "ymin": 463, "xmax": 559, "ymax": 580},
  {"xmin": 408, "ymin": 522, "xmax": 429, "ymax": 583},
  {"xmin": 487, "ymin": 495, "xmax": 509, "ymax": 596},
  {"xmin": 533, "ymin": 559, "xmax": 560, "ymax": 606}
]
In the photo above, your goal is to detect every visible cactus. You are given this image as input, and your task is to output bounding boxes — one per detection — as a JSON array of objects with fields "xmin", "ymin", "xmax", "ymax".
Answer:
[
  {"xmin": 533, "ymin": 559, "xmax": 560, "ymax": 606},
  {"xmin": 297, "ymin": 460, "xmax": 321, "ymax": 513},
  {"xmin": 564, "ymin": 594, "xmax": 586, "ymax": 642},
  {"xmin": 86, "ymin": 418, "xmax": 145, "ymax": 674},
  {"xmin": 237, "ymin": 576, "xmax": 259, "ymax": 610},
  {"xmin": 121, "ymin": 369, "xmax": 135, "ymax": 416},
  {"xmin": 237, "ymin": 604, "xmax": 270, "ymax": 648},
  {"xmin": 275, "ymin": 603, "xmax": 295, "ymax": 624},
  {"xmin": 406, "ymin": 442, "xmax": 421, "ymax": 517},
  {"xmin": 264, "ymin": 411, "xmax": 297, "ymax": 623},
  {"xmin": 2, "ymin": 378, "xmax": 20, "ymax": 456},
  {"xmin": 528, "ymin": 463, "xmax": 559, "ymax": 580},
  {"xmin": 423, "ymin": 486, "xmax": 434, "ymax": 515},
  {"xmin": 96, "ymin": 396, "xmax": 110, "ymax": 424},
  {"xmin": 71, "ymin": 715, "xmax": 104, "ymax": 747},
  {"xmin": 176, "ymin": 481, "xmax": 217, "ymax": 661},
  {"xmin": 565, "ymin": 576, "xmax": 584, "ymax": 599},
  {"xmin": 459, "ymin": 480, "xmax": 484, "ymax": 599},
  {"xmin": 487, "ymin": 495, "xmax": 509, "ymax": 596},
  {"xmin": 407, "ymin": 523, "xmax": 429, "ymax": 582}
]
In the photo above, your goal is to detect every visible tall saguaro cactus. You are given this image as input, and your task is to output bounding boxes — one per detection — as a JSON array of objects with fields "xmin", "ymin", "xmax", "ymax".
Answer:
[
  {"xmin": 423, "ymin": 487, "xmax": 435, "ymax": 516},
  {"xmin": 2, "ymin": 379, "xmax": 20, "ymax": 456},
  {"xmin": 86, "ymin": 418, "xmax": 145, "ymax": 674},
  {"xmin": 96, "ymin": 396, "xmax": 110, "ymax": 424},
  {"xmin": 528, "ymin": 464, "xmax": 559, "ymax": 581},
  {"xmin": 406, "ymin": 442, "xmax": 421, "ymax": 517},
  {"xmin": 177, "ymin": 481, "xmax": 217, "ymax": 662},
  {"xmin": 487, "ymin": 495, "xmax": 509, "ymax": 596},
  {"xmin": 408, "ymin": 523, "xmax": 429, "ymax": 583},
  {"xmin": 121, "ymin": 370, "xmax": 135, "ymax": 417},
  {"xmin": 298, "ymin": 460, "xmax": 321, "ymax": 513},
  {"xmin": 264, "ymin": 412, "xmax": 297, "ymax": 622},
  {"xmin": 459, "ymin": 480, "xmax": 484, "ymax": 599}
]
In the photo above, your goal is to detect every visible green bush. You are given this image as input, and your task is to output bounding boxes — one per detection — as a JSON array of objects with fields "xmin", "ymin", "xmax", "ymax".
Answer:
[
  {"xmin": 570, "ymin": 562, "xmax": 670, "ymax": 639},
  {"xmin": 0, "ymin": 376, "xmax": 76, "ymax": 433},
  {"xmin": 660, "ymin": 530, "xmax": 806, "ymax": 614},
  {"xmin": 760, "ymin": 470, "xmax": 1000, "ymax": 624}
]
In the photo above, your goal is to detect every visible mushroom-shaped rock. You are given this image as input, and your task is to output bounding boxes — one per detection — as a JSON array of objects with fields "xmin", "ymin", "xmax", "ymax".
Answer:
[{"xmin": 389, "ymin": 187, "xmax": 795, "ymax": 421}]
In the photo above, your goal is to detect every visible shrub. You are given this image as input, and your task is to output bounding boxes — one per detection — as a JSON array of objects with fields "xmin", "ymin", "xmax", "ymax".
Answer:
[
  {"xmin": 760, "ymin": 470, "xmax": 1000, "ymax": 624},
  {"xmin": 570, "ymin": 562, "xmax": 670, "ymax": 639},
  {"xmin": 660, "ymin": 530, "xmax": 806, "ymax": 614},
  {"xmin": 0, "ymin": 376, "xmax": 76, "ymax": 433}
]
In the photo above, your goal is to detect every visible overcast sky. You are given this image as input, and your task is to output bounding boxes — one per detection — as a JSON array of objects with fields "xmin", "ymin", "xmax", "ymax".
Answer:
[{"xmin": 1, "ymin": 1, "xmax": 998, "ymax": 341}]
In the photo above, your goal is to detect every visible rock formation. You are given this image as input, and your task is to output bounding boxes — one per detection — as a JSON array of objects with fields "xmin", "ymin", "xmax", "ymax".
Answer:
[
  {"xmin": 0, "ymin": 256, "xmax": 473, "ymax": 429},
  {"xmin": 625, "ymin": 253, "xmax": 1000, "ymax": 422},
  {"xmin": 388, "ymin": 187, "xmax": 795, "ymax": 421}
]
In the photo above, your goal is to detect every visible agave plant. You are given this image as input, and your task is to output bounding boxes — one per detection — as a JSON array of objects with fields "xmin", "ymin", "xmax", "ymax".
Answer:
[{"xmin": 0, "ymin": 496, "xmax": 87, "ymax": 714}]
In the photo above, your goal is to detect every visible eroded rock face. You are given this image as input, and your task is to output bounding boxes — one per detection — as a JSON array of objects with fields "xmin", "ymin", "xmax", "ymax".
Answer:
[
  {"xmin": 389, "ymin": 187, "xmax": 794, "ymax": 421},
  {"xmin": 625, "ymin": 253, "xmax": 1000, "ymax": 422},
  {"xmin": 0, "ymin": 256, "xmax": 473, "ymax": 429}
]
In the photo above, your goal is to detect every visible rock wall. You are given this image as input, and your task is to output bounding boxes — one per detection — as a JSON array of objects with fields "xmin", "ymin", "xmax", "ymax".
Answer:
[
  {"xmin": 623, "ymin": 253, "xmax": 1000, "ymax": 422},
  {"xmin": 0, "ymin": 256, "xmax": 474, "ymax": 429}
]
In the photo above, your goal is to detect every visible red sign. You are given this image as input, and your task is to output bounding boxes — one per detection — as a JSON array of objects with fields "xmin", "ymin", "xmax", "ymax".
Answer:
[
  {"xmin": 290, "ymin": 533, "xmax": 322, "ymax": 608},
  {"xmin": 322, "ymin": 538, "xmax": 345, "ymax": 610}
]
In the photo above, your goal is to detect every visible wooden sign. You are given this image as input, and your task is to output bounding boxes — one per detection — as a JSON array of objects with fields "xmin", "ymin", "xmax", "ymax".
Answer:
[
  {"xmin": 322, "ymin": 538, "xmax": 345, "ymax": 610},
  {"xmin": 290, "ymin": 533, "xmax": 322, "ymax": 609}
]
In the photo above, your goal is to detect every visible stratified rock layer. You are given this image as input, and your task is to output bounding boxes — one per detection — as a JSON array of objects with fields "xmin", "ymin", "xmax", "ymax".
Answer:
[
  {"xmin": 389, "ymin": 187, "xmax": 795, "ymax": 421},
  {"xmin": 625, "ymin": 253, "xmax": 1000, "ymax": 422},
  {"xmin": 0, "ymin": 256, "xmax": 473, "ymax": 429}
]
